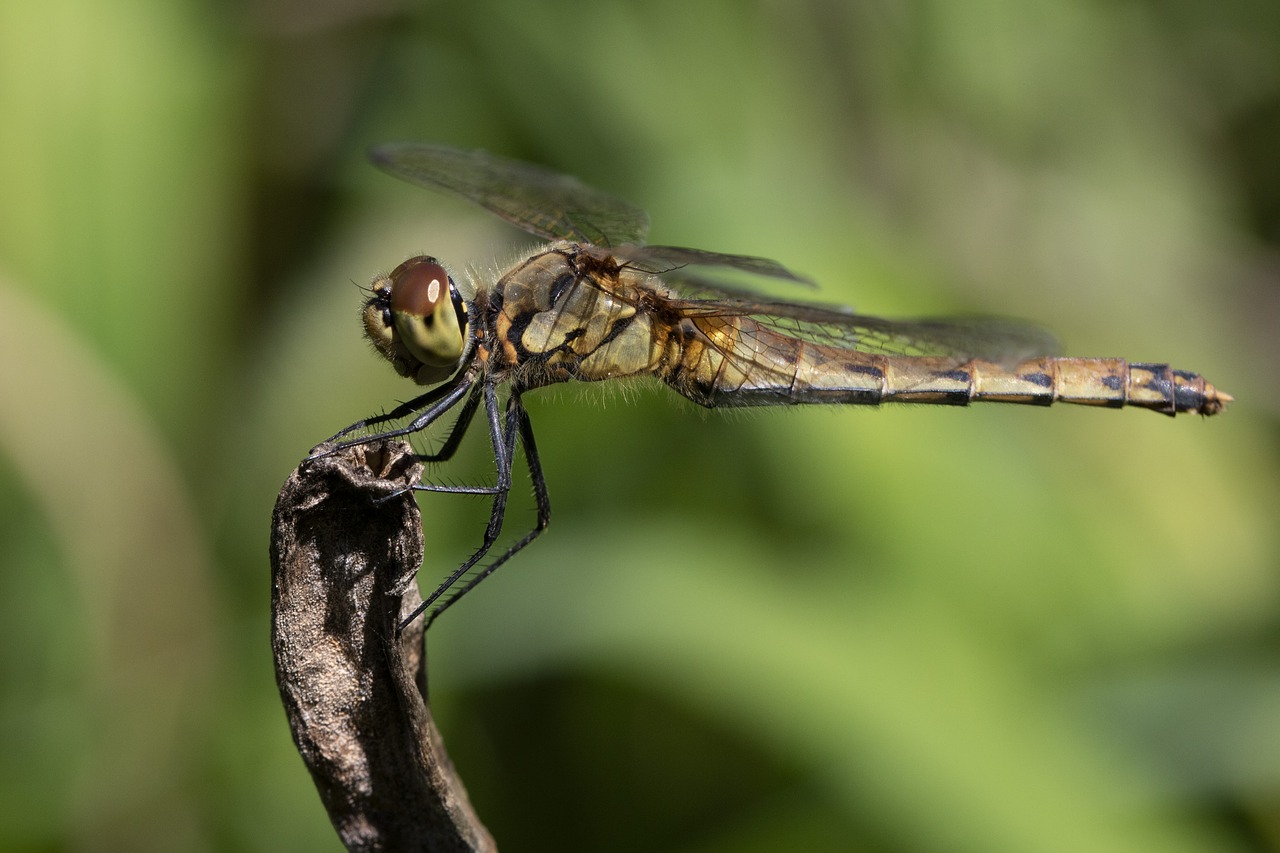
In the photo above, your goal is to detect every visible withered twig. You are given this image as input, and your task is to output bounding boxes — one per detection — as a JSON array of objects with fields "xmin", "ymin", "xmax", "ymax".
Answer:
[{"xmin": 270, "ymin": 441, "xmax": 495, "ymax": 852}]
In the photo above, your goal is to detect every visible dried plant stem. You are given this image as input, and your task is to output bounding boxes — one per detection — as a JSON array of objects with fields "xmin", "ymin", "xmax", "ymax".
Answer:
[{"xmin": 270, "ymin": 441, "xmax": 495, "ymax": 852}]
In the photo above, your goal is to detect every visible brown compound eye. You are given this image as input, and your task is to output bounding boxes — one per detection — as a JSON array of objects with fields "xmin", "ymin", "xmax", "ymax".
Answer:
[
  {"xmin": 389, "ymin": 257, "xmax": 451, "ymax": 320},
  {"xmin": 385, "ymin": 256, "xmax": 467, "ymax": 383}
]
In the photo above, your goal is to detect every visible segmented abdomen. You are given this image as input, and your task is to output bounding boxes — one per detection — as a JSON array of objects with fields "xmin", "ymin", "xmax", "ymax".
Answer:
[{"xmin": 665, "ymin": 316, "xmax": 1230, "ymax": 416}]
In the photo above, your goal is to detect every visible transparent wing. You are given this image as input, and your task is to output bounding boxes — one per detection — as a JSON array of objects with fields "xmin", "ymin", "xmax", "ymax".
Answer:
[
  {"xmin": 610, "ymin": 243, "xmax": 816, "ymax": 288},
  {"xmin": 560, "ymin": 242, "xmax": 1057, "ymax": 363},
  {"xmin": 576, "ymin": 254, "xmax": 1057, "ymax": 363},
  {"xmin": 370, "ymin": 144, "xmax": 816, "ymax": 286},
  {"xmin": 372, "ymin": 144, "xmax": 1057, "ymax": 364},
  {"xmin": 668, "ymin": 292, "xmax": 1059, "ymax": 363},
  {"xmin": 370, "ymin": 143, "xmax": 651, "ymax": 246}
]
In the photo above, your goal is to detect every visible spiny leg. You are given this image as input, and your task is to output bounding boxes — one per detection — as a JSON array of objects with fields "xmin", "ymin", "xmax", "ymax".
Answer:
[
  {"xmin": 399, "ymin": 379, "xmax": 520, "ymax": 626},
  {"xmin": 319, "ymin": 372, "xmax": 471, "ymax": 446},
  {"xmin": 417, "ymin": 382, "xmax": 483, "ymax": 463},
  {"xmin": 422, "ymin": 391, "xmax": 550, "ymax": 630},
  {"xmin": 410, "ymin": 383, "xmax": 510, "ymax": 495},
  {"xmin": 320, "ymin": 374, "xmax": 475, "ymax": 457},
  {"xmin": 327, "ymin": 380, "xmax": 491, "ymax": 494},
  {"xmin": 403, "ymin": 382, "xmax": 499, "ymax": 496}
]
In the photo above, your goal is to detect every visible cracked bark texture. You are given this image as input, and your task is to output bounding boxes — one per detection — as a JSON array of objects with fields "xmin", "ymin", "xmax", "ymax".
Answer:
[{"xmin": 270, "ymin": 441, "xmax": 495, "ymax": 852}]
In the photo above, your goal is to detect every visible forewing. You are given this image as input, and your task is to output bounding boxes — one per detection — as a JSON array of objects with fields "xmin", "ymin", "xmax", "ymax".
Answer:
[
  {"xmin": 370, "ymin": 143, "xmax": 651, "ymax": 246},
  {"xmin": 610, "ymin": 244, "xmax": 816, "ymax": 287},
  {"xmin": 656, "ymin": 285, "xmax": 1059, "ymax": 364}
]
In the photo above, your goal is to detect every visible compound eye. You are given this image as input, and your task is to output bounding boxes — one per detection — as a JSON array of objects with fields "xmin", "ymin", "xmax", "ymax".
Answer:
[
  {"xmin": 387, "ymin": 256, "xmax": 466, "ymax": 379},
  {"xmin": 389, "ymin": 257, "xmax": 451, "ymax": 321}
]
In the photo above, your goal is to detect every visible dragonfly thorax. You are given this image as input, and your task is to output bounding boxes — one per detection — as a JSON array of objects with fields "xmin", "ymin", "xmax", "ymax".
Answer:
[{"xmin": 363, "ymin": 255, "xmax": 470, "ymax": 385}]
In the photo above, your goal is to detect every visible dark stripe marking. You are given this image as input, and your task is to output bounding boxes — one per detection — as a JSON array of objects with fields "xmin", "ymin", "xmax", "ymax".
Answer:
[
  {"xmin": 843, "ymin": 362, "xmax": 885, "ymax": 379},
  {"xmin": 548, "ymin": 272, "xmax": 577, "ymax": 305}
]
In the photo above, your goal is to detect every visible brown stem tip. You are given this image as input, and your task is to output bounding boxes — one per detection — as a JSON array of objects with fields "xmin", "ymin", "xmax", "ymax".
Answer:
[{"xmin": 270, "ymin": 440, "xmax": 495, "ymax": 852}]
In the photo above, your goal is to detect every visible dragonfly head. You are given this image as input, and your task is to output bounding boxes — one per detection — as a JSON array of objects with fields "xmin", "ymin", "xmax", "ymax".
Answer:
[{"xmin": 363, "ymin": 255, "xmax": 470, "ymax": 385}]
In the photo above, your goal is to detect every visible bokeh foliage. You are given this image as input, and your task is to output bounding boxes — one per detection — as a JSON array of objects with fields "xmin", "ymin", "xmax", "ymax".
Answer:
[{"xmin": 1, "ymin": 0, "xmax": 1277, "ymax": 850}]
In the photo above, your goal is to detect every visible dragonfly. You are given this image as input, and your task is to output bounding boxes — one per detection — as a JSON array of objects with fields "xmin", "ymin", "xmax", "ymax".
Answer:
[{"xmin": 320, "ymin": 142, "xmax": 1231, "ymax": 629}]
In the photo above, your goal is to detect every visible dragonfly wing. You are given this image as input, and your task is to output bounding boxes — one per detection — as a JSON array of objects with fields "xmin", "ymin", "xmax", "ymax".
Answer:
[
  {"xmin": 611, "ymin": 244, "xmax": 816, "ymax": 287},
  {"xmin": 842, "ymin": 314, "xmax": 1060, "ymax": 362},
  {"xmin": 660, "ymin": 291, "xmax": 1060, "ymax": 364},
  {"xmin": 566, "ymin": 242, "xmax": 1057, "ymax": 363},
  {"xmin": 370, "ymin": 143, "xmax": 651, "ymax": 246}
]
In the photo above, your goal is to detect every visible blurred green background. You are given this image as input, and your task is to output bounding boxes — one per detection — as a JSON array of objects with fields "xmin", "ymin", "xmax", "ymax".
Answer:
[{"xmin": 2, "ymin": 0, "xmax": 1278, "ymax": 850}]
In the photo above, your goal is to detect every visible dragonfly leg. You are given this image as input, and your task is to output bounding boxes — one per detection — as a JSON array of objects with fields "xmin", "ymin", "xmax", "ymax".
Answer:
[
  {"xmin": 399, "ymin": 380, "xmax": 520, "ymax": 626},
  {"xmin": 409, "ymin": 382, "xmax": 513, "ymax": 497},
  {"xmin": 420, "ymin": 391, "xmax": 550, "ymax": 630},
  {"xmin": 399, "ymin": 383, "xmax": 500, "ymax": 494},
  {"xmin": 322, "ymin": 380, "xmax": 491, "ymax": 494},
  {"xmin": 416, "ymin": 382, "xmax": 483, "ymax": 463},
  {"xmin": 316, "ymin": 374, "xmax": 475, "ymax": 458},
  {"xmin": 318, "ymin": 372, "xmax": 471, "ymax": 446}
]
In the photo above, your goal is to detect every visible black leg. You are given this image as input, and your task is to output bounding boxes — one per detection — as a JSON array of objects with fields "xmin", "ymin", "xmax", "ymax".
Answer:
[
  {"xmin": 317, "ymin": 374, "xmax": 475, "ymax": 457},
  {"xmin": 320, "ymin": 376, "xmax": 553, "ymax": 632},
  {"xmin": 319, "ymin": 372, "xmax": 472, "ymax": 446},
  {"xmin": 421, "ymin": 392, "xmax": 551, "ymax": 629},
  {"xmin": 398, "ymin": 380, "xmax": 520, "ymax": 626},
  {"xmin": 402, "ymin": 382, "xmax": 501, "ymax": 495},
  {"xmin": 417, "ymin": 382, "xmax": 483, "ymax": 463},
  {"xmin": 348, "ymin": 382, "xmax": 495, "ymax": 494}
]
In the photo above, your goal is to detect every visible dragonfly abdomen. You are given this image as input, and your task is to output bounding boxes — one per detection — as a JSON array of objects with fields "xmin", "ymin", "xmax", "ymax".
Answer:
[
  {"xmin": 886, "ymin": 356, "xmax": 1229, "ymax": 416},
  {"xmin": 668, "ymin": 317, "xmax": 1229, "ymax": 416}
]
